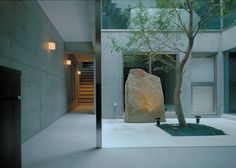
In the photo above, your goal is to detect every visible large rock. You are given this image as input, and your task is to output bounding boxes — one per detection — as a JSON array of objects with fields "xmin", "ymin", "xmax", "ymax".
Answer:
[{"xmin": 125, "ymin": 69, "xmax": 165, "ymax": 122}]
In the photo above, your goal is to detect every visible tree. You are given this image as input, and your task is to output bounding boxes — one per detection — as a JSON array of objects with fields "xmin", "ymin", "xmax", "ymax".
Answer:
[{"xmin": 110, "ymin": 0, "xmax": 230, "ymax": 127}]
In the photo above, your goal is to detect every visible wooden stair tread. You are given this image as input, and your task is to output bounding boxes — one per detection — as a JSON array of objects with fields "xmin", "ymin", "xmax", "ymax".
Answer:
[{"xmin": 78, "ymin": 65, "xmax": 94, "ymax": 104}]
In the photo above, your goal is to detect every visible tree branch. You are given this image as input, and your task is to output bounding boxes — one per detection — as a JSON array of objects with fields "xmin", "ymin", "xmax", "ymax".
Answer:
[{"xmin": 169, "ymin": 0, "xmax": 189, "ymax": 37}]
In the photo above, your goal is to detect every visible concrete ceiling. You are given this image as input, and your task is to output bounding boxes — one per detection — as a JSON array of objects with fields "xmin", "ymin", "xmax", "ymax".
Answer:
[{"xmin": 37, "ymin": 0, "xmax": 92, "ymax": 42}]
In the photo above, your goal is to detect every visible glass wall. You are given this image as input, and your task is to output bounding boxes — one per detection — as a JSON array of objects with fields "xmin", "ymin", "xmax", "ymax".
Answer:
[
  {"xmin": 223, "ymin": 0, "xmax": 236, "ymax": 28},
  {"xmin": 124, "ymin": 55, "xmax": 149, "ymax": 83},
  {"xmin": 102, "ymin": 0, "xmax": 221, "ymax": 30},
  {"xmin": 102, "ymin": 0, "xmax": 156, "ymax": 29},
  {"xmin": 151, "ymin": 55, "xmax": 176, "ymax": 111}
]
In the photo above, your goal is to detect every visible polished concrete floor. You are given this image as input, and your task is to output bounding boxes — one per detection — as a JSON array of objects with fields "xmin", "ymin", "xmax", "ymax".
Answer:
[
  {"xmin": 23, "ymin": 113, "xmax": 236, "ymax": 168},
  {"xmin": 103, "ymin": 118, "xmax": 236, "ymax": 147}
]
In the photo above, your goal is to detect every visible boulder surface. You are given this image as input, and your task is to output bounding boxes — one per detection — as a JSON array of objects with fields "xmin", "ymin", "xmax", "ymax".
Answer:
[{"xmin": 125, "ymin": 69, "xmax": 165, "ymax": 122}]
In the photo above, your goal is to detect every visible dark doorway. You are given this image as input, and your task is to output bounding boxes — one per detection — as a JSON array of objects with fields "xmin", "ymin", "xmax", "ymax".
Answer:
[
  {"xmin": 152, "ymin": 55, "xmax": 176, "ymax": 111},
  {"xmin": 0, "ymin": 66, "xmax": 21, "ymax": 168},
  {"xmin": 229, "ymin": 53, "xmax": 236, "ymax": 113}
]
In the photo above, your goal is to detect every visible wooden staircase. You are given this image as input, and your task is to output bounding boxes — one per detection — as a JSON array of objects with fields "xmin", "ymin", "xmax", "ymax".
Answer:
[{"xmin": 78, "ymin": 65, "xmax": 94, "ymax": 104}]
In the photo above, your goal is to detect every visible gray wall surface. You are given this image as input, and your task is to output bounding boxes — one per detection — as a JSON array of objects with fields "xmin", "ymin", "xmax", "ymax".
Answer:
[
  {"xmin": 101, "ymin": 32, "xmax": 124, "ymax": 118},
  {"xmin": 222, "ymin": 26, "xmax": 236, "ymax": 51},
  {"xmin": 0, "ymin": 1, "xmax": 67, "ymax": 142}
]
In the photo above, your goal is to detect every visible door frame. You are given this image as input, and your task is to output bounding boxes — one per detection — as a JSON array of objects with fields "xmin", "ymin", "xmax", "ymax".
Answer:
[{"xmin": 224, "ymin": 52, "xmax": 236, "ymax": 113}]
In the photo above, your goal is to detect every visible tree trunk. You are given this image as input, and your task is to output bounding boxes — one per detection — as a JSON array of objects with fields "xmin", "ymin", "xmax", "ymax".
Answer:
[
  {"xmin": 174, "ymin": 67, "xmax": 187, "ymax": 127},
  {"xmin": 174, "ymin": 39, "xmax": 194, "ymax": 128},
  {"xmin": 173, "ymin": 1, "xmax": 195, "ymax": 127}
]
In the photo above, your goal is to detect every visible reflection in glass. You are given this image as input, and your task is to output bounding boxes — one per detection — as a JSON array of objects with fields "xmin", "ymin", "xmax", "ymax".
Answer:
[{"xmin": 102, "ymin": 0, "xmax": 221, "ymax": 30}]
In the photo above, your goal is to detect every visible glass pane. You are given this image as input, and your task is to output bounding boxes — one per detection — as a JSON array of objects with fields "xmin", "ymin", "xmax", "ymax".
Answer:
[
  {"xmin": 102, "ymin": 0, "xmax": 157, "ymax": 29},
  {"xmin": 224, "ymin": 1, "xmax": 236, "ymax": 28},
  {"xmin": 124, "ymin": 54, "xmax": 149, "ymax": 85},
  {"xmin": 229, "ymin": 54, "xmax": 236, "ymax": 82},
  {"xmin": 102, "ymin": 0, "xmax": 221, "ymax": 30},
  {"xmin": 195, "ymin": 0, "xmax": 221, "ymax": 30},
  {"xmin": 192, "ymin": 86, "xmax": 214, "ymax": 114},
  {"xmin": 152, "ymin": 55, "xmax": 176, "ymax": 110},
  {"xmin": 190, "ymin": 57, "xmax": 214, "ymax": 82},
  {"xmin": 230, "ymin": 85, "xmax": 236, "ymax": 111}
]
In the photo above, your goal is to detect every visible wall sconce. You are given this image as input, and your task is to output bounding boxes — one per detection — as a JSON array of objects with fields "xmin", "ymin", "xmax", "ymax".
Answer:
[
  {"xmin": 77, "ymin": 71, "xmax": 81, "ymax": 75},
  {"xmin": 48, "ymin": 42, "xmax": 56, "ymax": 50},
  {"xmin": 66, "ymin": 60, "xmax": 71, "ymax": 65}
]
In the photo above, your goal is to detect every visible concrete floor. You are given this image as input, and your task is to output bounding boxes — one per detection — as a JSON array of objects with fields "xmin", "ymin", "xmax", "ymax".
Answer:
[
  {"xmin": 103, "ymin": 118, "xmax": 236, "ymax": 147},
  {"xmin": 23, "ymin": 113, "xmax": 236, "ymax": 168}
]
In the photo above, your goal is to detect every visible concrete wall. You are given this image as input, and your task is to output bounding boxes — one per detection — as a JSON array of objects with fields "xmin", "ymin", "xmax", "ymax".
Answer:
[
  {"xmin": 102, "ymin": 32, "xmax": 124, "ymax": 118},
  {"xmin": 101, "ymin": 30, "xmax": 223, "ymax": 118},
  {"xmin": 216, "ymin": 52, "xmax": 225, "ymax": 115},
  {"xmin": 192, "ymin": 32, "xmax": 221, "ymax": 52},
  {"xmin": 222, "ymin": 26, "xmax": 236, "ymax": 51},
  {"xmin": 0, "ymin": 1, "xmax": 67, "ymax": 142}
]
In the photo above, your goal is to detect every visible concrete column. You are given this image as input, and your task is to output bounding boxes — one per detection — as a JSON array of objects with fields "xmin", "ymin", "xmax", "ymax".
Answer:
[{"xmin": 216, "ymin": 52, "xmax": 225, "ymax": 115}]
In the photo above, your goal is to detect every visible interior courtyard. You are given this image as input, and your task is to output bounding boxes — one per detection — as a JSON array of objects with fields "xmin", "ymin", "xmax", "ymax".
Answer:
[{"xmin": 1, "ymin": 0, "xmax": 236, "ymax": 168}]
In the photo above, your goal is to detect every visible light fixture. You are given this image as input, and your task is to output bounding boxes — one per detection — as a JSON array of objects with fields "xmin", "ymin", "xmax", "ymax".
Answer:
[
  {"xmin": 48, "ymin": 42, "xmax": 56, "ymax": 50},
  {"xmin": 66, "ymin": 60, "xmax": 71, "ymax": 65},
  {"xmin": 77, "ymin": 71, "xmax": 81, "ymax": 75},
  {"xmin": 195, "ymin": 116, "xmax": 201, "ymax": 124},
  {"xmin": 155, "ymin": 117, "xmax": 161, "ymax": 126}
]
